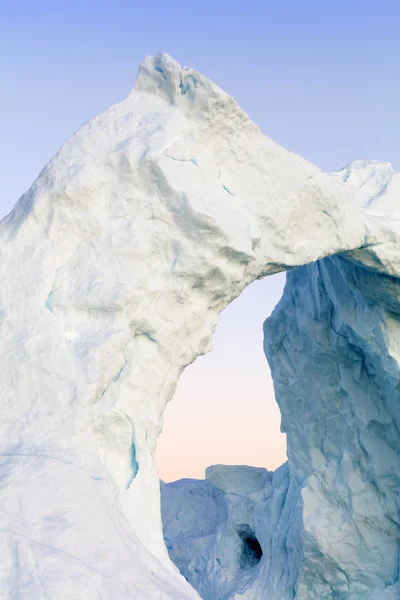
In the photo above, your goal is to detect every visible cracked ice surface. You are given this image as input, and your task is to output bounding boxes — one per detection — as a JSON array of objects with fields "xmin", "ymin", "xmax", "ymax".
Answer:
[{"xmin": 0, "ymin": 53, "xmax": 399, "ymax": 598}]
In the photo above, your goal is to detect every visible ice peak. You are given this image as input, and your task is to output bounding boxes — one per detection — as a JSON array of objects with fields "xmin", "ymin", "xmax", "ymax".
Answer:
[
  {"xmin": 133, "ymin": 53, "xmax": 184, "ymax": 101},
  {"xmin": 132, "ymin": 53, "xmax": 254, "ymax": 133}
]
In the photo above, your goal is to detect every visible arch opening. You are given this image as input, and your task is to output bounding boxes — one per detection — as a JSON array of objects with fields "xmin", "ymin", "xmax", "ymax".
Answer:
[{"xmin": 156, "ymin": 273, "xmax": 287, "ymax": 483}]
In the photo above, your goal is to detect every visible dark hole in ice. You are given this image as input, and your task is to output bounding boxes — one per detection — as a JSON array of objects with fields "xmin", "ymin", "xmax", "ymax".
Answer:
[{"xmin": 238, "ymin": 524, "xmax": 263, "ymax": 569}]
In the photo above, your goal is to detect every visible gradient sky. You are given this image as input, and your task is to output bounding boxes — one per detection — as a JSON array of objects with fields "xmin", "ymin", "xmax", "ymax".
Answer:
[
  {"xmin": 156, "ymin": 275, "xmax": 287, "ymax": 481},
  {"xmin": 2, "ymin": 1, "xmax": 399, "ymax": 481}
]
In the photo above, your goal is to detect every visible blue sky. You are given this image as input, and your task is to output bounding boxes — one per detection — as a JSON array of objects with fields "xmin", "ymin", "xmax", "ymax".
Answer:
[
  {"xmin": 2, "ymin": 0, "xmax": 399, "ymax": 478},
  {"xmin": 2, "ymin": 0, "xmax": 399, "ymax": 212}
]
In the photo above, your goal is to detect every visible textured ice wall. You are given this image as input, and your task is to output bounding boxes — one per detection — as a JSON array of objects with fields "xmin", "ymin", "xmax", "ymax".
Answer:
[
  {"xmin": 161, "ymin": 464, "xmax": 298, "ymax": 600},
  {"xmin": 0, "ymin": 53, "xmax": 398, "ymax": 599},
  {"xmin": 264, "ymin": 254, "xmax": 400, "ymax": 599}
]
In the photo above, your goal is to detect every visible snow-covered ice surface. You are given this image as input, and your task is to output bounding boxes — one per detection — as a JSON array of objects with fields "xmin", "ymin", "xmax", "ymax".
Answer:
[{"xmin": 1, "ymin": 53, "xmax": 400, "ymax": 598}]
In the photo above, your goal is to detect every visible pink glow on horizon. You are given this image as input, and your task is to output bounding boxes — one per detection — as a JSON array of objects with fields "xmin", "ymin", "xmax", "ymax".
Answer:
[{"xmin": 156, "ymin": 273, "xmax": 287, "ymax": 482}]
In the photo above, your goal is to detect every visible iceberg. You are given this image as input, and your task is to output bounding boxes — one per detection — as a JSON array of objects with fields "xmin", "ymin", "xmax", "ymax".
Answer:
[{"xmin": 0, "ymin": 53, "xmax": 399, "ymax": 598}]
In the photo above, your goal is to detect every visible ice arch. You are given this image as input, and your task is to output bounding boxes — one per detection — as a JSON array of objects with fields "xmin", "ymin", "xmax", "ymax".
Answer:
[{"xmin": 0, "ymin": 54, "xmax": 399, "ymax": 599}]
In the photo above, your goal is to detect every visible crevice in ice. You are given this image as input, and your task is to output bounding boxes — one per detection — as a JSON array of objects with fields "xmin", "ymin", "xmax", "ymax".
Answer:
[
  {"xmin": 44, "ymin": 290, "xmax": 56, "ymax": 313},
  {"xmin": 321, "ymin": 209, "xmax": 339, "ymax": 239},
  {"xmin": 44, "ymin": 269, "xmax": 62, "ymax": 314},
  {"xmin": 165, "ymin": 155, "xmax": 200, "ymax": 169},
  {"xmin": 238, "ymin": 525, "xmax": 263, "ymax": 569},
  {"xmin": 142, "ymin": 332, "xmax": 156, "ymax": 343},
  {"xmin": 113, "ymin": 358, "xmax": 128, "ymax": 382},
  {"xmin": 222, "ymin": 184, "xmax": 234, "ymax": 196},
  {"xmin": 155, "ymin": 65, "xmax": 167, "ymax": 81},
  {"xmin": 170, "ymin": 250, "xmax": 179, "ymax": 272},
  {"xmin": 126, "ymin": 441, "xmax": 139, "ymax": 489},
  {"xmin": 99, "ymin": 357, "xmax": 128, "ymax": 399},
  {"xmin": 179, "ymin": 74, "xmax": 198, "ymax": 97}
]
